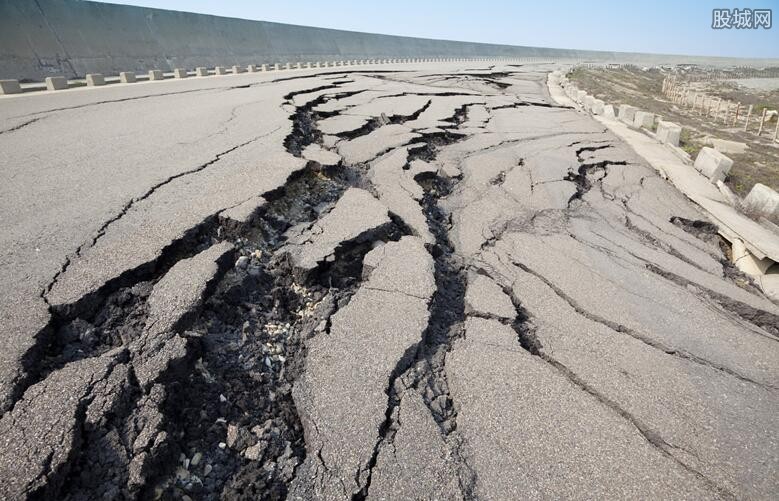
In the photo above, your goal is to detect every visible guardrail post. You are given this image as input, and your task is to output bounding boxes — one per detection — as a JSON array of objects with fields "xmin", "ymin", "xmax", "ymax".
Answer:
[
  {"xmin": 45, "ymin": 76, "xmax": 68, "ymax": 90},
  {"xmin": 0, "ymin": 79, "xmax": 23, "ymax": 94}
]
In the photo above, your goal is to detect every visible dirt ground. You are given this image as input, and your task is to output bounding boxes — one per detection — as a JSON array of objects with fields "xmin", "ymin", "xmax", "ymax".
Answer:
[{"xmin": 568, "ymin": 67, "xmax": 779, "ymax": 197}]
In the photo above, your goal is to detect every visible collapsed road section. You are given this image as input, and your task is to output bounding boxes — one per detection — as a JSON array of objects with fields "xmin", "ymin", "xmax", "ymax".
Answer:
[{"xmin": 0, "ymin": 63, "xmax": 778, "ymax": 500}]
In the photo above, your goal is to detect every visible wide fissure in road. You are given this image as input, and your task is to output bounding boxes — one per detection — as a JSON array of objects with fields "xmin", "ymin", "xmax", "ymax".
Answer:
[{"xmin": 0, "ymin": 63, "xmax": 777, "ymax": 500}]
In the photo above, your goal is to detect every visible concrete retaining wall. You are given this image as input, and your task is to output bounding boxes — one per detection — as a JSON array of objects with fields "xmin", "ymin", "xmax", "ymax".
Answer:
[
  {"xmin": 2, "ymin": 0, "xmax": 778, "ymax": 82},
  {"xmin": 0, "ymin": 0, "xmax": 587, "ymax": 81}
]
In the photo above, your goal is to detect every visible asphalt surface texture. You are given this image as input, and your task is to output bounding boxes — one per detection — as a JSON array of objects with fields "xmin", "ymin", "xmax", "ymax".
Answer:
[{"xmin": 0, "ymin": 62, "xmax": 777, "ymax": 500}]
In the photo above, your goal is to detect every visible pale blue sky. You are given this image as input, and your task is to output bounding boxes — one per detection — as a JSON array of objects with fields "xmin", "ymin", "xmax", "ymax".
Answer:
[{"xmin": 96, "ymin": 0, "xmax": 779, "ymax": 58}]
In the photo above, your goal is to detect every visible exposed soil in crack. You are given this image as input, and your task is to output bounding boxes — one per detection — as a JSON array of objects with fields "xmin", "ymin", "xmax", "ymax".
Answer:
[
  {"xmin": 334, "ymin": 98, "xmax": 435, "ymax": 141},
  {"xmin": 430, "ymin": 71, "xmax": 513, "ymax": 79},
  {"xmin": 12, "ymin": 218, "xmax": 224, "ymax": 413},
  {"xmin": 9, "ymin": 66, "xmax": 771, "ymax": 501},
  {"xmin": 352, "ymin": 123, "xmax": 477, "ymax": 500},
  {"xmin": 491, "ymin": 101, "xmax": 572, "ymax": 111},
  {"xmin": 565, "ymin": 144, "xmax": 626, "ymax": 206},
  {"xmin": 137, "ymin": 90, "xmax": 415, "ymax": 500},
  {"xmin": 144, "ymin": 188, "xmax": 409, "ymax": 500},
  {"xmin": 8, "ymin": 82, "xmax": 416, "ymax": 500},
  {"xmin": 270, "ymin": 69, "xmax": 409, "ymax": 84},
  {"xmin": 282, "ymin": 86, "xmax": 364, "ymax": 156},
  {"xmin": 43, "ymin": 130, "xmax": 280, "ymax": 314},
  {"xmin": 669, "ymin": 216, "xmax": 720, "ymax": 244},
  {"xmin": 46, "ymin": 156, "xmax": 398, "ymax": 501}
]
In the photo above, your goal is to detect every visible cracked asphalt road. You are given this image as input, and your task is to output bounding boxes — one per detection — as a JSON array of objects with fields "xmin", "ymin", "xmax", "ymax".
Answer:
[{"xmin": 1, "ymin": 62, "xmax": 777, "ymax": 500}]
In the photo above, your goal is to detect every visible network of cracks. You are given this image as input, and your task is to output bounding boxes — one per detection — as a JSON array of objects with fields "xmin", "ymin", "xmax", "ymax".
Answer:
[{"xmin": 2, "ymin": 66, "xmax": 777, "ymax": 501}]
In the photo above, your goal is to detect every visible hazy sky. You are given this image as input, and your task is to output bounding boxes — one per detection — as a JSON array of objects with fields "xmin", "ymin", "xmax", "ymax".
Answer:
[{"xmin": 96, "ymin": 0, "xmax": 779, "ymax": 58}]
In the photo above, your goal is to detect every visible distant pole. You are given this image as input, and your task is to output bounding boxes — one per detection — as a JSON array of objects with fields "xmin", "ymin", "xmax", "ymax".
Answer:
[
  {"xmin": 744, "ymin": 104, "xmax": 753, "ymax": 131},
  {"xmin": 710, "ymin": 98, "xmax": 721, "ymax": 118},
  {"xmin": 733, "ymin": 103, "xmax": 740, "ymax": 126},
  {"xmin": 774, "ymin": 117, "xmax": 779, "ymax": 142},
  {"xmin": 757, "ymin": 108, "xmax": 768, "ymax": 136}
]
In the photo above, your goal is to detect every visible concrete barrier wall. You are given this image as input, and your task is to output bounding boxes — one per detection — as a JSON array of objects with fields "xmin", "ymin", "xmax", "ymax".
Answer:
[{"xmin": 2, "ymin": 0, "xmax": 778, "ymax": 81}]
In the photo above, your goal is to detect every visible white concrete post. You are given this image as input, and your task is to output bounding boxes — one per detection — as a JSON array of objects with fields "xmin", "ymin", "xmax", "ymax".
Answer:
[
  {"xmin": 743, "ymin": 184, "xmax": 779, "ymax": 220},
  {"xmin": 46, "ymin": 76, "xmax": 68, "ymax": 90},
  {"xmin": 656, "ymin": 121, "xmax": 682, "ymax": 146},
  {"xmin": 86, "ymin": 73, "xmax": 105, "ymax": 86},
  {"xmin": 694, "ymin": 147, "xmax": 733, "ymax": 184},
  {"xmin": 173, "ymin": 68, "xmax": 187, "ymax": 78},
  {"xmin": 196, "ymin": 67, "xmax": 209, "ymax": 77},
  {"xmin": 232, "ymin": 65, "xmax": 243, "ymax": 74},
  {"xmin": 633, "ymin": 111, "xmax": 655, "ymax": 129},
  {"xmin": 148, "ymin": 70, "xmax": 164, "ymax": 81},
  {"xmin": 0, "ymin": 79, "xmax": 22, "ymax": 94}
]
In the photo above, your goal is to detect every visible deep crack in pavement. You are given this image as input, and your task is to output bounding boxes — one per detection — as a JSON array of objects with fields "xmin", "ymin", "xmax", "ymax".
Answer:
[{"xmin": 1, "ymin": 62, "xmax": 778, "ymax": 501}]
